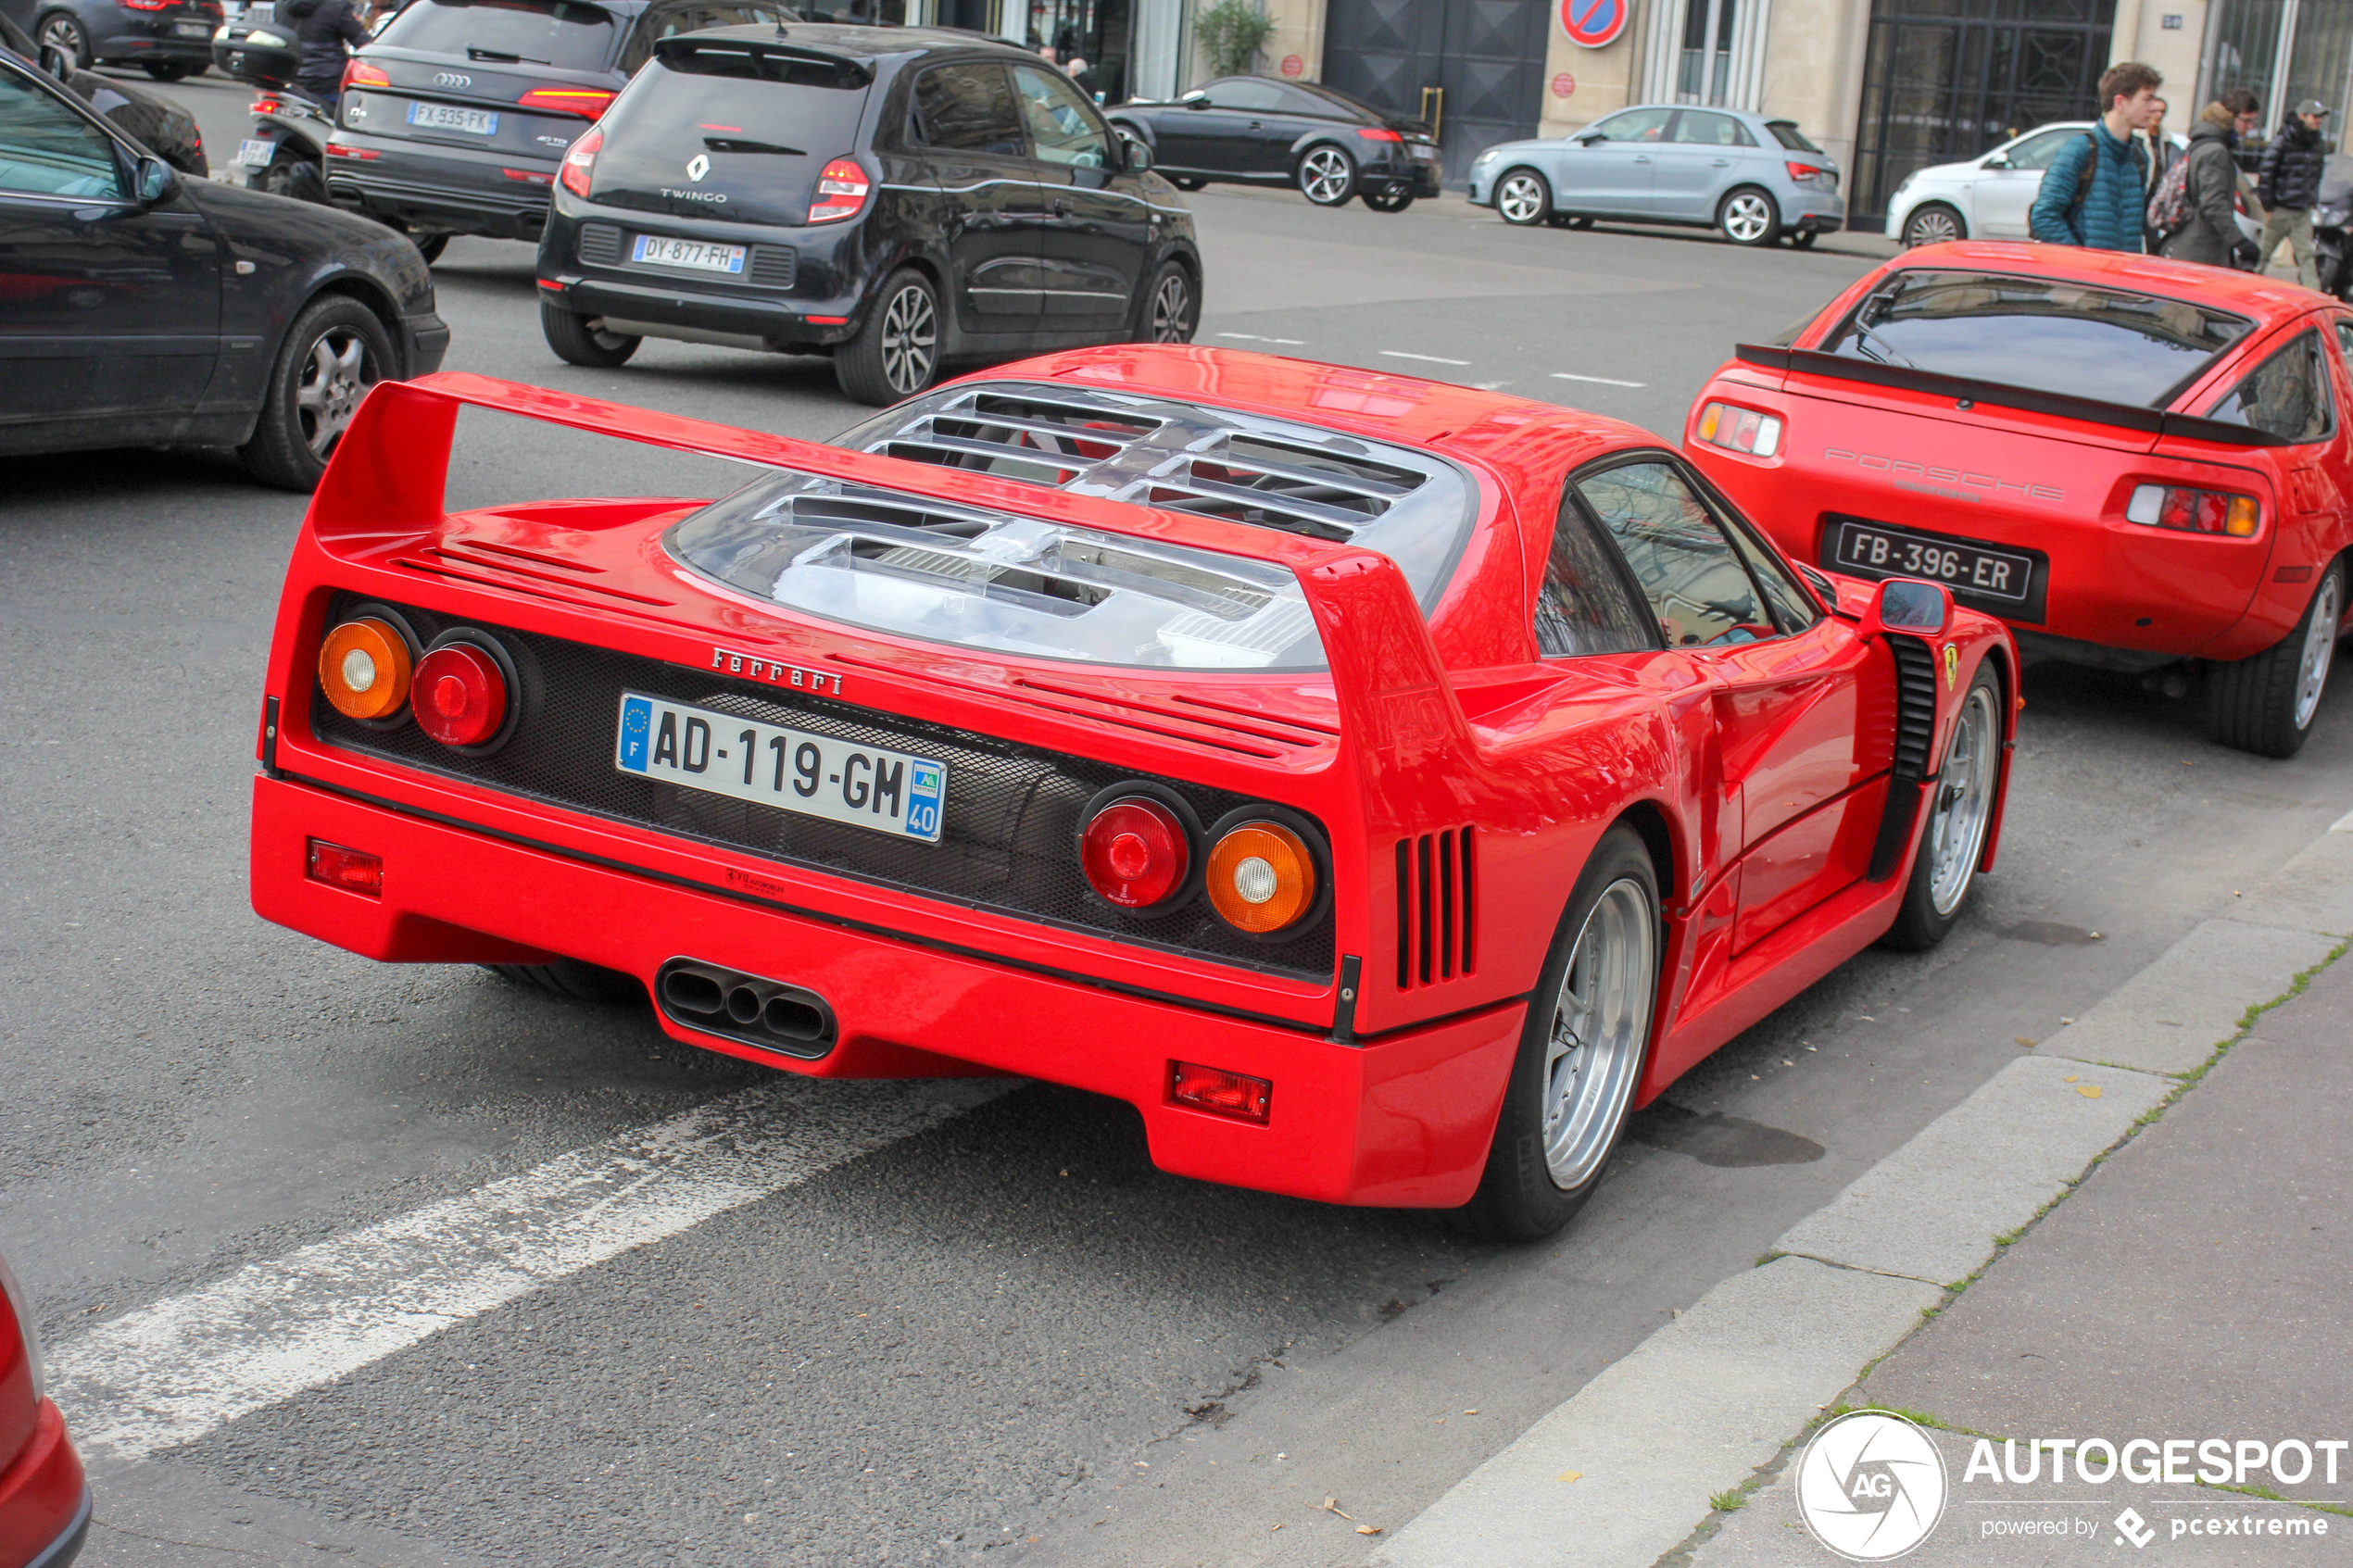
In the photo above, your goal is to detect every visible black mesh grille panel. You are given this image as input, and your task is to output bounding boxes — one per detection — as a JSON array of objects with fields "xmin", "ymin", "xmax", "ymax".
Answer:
[
  {"xmin": 749, "ymin": 245, "xmax": 797, "ymax": 288},
  {"xmin": 309, "ymin": 596, "xmax": 1332, "ymax": 979},
  {"xmin": 578, "ymin": 222, "xmax": 622, "ymax": 265}
]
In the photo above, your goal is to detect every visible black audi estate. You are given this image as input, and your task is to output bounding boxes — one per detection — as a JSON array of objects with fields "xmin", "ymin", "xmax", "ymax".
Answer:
[{"xmin": 534, "ymin": 24, "xmax": 1202, "ymax": 404}]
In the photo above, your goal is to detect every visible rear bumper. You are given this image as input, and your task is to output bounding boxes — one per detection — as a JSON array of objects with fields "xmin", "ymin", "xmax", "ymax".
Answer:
[
  {"xmin": 250, "ymin": 772, "xmax": 1523, "ymax": 1208},
  {"xmin": 400, "ymin": 312, "xmax": 450, "ymax": 378},
  {"xmin": 540, "ymin": 274, "xmax": 861, "ymax": 351},
  {"xmin": 0, "ymin": 1403, "xmax": 86, "ymax": 1568},
  {"xmin": 325, "ymin": 144, "xmax": 555, "ymax": 240},
  {"xmin": 1780, "ymin": 188, "xmax": 1845, "ymax": 228}
]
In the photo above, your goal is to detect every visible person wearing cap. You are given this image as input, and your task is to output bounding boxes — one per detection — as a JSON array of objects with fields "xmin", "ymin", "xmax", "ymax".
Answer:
[{"xmin": 2258, "ymin": 99, "xmax": 2330, "ymax": 288}]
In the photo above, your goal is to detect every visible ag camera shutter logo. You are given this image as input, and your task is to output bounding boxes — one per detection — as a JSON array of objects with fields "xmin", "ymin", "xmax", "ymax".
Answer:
[{"xmin": 1796, "ymin": 1411, "xmax": 1948, "ymax": 1561}]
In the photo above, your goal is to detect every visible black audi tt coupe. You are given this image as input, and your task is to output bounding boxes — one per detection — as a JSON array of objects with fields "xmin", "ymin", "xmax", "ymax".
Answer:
[
  {"xmin": 534, "ymin": 24, "xmax": 1202, "ymax": 404},
  {"xmin": 1107, "ymin": 75, "xmax": 1439, "ymax": 212}
]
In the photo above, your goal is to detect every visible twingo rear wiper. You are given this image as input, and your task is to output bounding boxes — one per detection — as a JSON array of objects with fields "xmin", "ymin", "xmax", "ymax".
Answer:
[
  {"xmin": 702, "ymin": 137, "xmax": 806, "ymax": 155},
  {"xmin": 467, "ymin": 46, "xmax": 548, "ymax": 62}
]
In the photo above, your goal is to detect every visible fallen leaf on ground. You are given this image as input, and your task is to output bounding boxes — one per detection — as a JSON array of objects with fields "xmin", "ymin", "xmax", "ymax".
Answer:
[
  {"xmin": 1323, "ymin": 1498, "xmax": 1356, "ymax": 1522},
  {"xmin": 2015, "ymin": 1036, "xmax": 2038, "ymax": 1047},
  {"xmin": 1558, "ymin": 1470, "xmax": 1583, "ymax": 1484},
  {"xmin": 1358, "ymin": 1525, "xmax": 1382, "ymax": 1536},
  {"xmin": 2077, "ymin": 1085, "xmax": 2102, "ymax": 1098}
]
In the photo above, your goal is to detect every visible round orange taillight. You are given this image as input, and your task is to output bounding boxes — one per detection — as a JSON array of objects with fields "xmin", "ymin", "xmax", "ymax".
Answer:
[
  {"xmin": 318, "ymin": 617, "xmax": 412, "ymax": 721},
  {"xmin": 1205, "ymin": 820, "xmax": 1317, "ymax": 935},
  {"xmin": 1080, "ymin": 797, "xmax": 1190, "ymax": 909},
  {"xmin": 411, "ymin": 643, "xmax": 508, "ymax": 748}
]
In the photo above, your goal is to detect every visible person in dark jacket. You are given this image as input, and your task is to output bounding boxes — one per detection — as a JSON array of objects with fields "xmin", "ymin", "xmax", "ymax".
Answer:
[
  {"xmin": 2258, "ymin": 100, "xmax": 2330, "ymax": 287},
  {"xmin": 277, "ymin": 0, "xmax": 369, "ymax": 108},
  {"xmin": 2031, "ymin": 60, "xmax": 2163, "ymax": 251},
  {"xmin": 2166, "ymin": 92, "xmax": 2262, "ymax": 267}
]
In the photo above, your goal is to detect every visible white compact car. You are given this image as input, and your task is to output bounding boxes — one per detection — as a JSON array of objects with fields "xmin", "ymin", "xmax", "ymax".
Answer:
[{"xmin": 1884, "ymin": 121, "xmax": 2259, "ymax": 248}]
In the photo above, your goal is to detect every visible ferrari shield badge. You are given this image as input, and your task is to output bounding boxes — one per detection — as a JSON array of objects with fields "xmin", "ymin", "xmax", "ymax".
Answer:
[{"xmin": 1942, "ymin": 643, "xmax": 1960, "ymax": 688}]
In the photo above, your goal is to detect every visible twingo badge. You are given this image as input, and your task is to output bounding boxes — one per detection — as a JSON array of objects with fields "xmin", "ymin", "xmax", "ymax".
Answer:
[{"xmin": 711, "ymin": 646, "xmax": 845, "ymax": 696}]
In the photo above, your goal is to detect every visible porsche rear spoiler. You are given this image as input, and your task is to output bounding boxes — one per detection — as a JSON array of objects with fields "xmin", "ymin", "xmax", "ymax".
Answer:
[
  {"xmin": 305, "ymin": 371, "xmax": 1472, "ymax": 758},
  {"xmin": 1732, "ymin": 344, "xmax": 2294, "ymax": 447}
]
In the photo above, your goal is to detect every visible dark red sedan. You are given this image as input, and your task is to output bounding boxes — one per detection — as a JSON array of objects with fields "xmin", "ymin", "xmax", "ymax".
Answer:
[
  {"xmin": 250, "ymin": 347, "xmax": 2012, "ymax": 1239},
  {"xmin": 1685, "ymin": 241, "xmax": 2351, "ymax": 757}
]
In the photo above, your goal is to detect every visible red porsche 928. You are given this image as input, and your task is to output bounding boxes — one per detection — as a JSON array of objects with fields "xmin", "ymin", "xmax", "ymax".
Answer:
[
  {"xmin": 250, "ymin": 348, "xmax": 2014, "ymax": 1239},
  {"xmin": 1684, "ymin": 242, "xmax": 2351, "ymax": 758}
]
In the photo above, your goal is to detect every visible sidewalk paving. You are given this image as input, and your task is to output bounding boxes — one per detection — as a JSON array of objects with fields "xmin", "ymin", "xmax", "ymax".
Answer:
[{"xmin": 1686, "ymin": 952, "xmax": 2353, "ymax": 1566}]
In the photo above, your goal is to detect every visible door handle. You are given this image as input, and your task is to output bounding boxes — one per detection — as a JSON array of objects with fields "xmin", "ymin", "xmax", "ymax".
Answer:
[
  {"xmin": 1053, "ymin": 198, "xmax": 1073, "ymax": 217},
  {"xmin": 1248, "ymin": 119, "xmax": 1263, "ymax": 130},
  {"xmin": 1633, "ymin": 155, "xmax": 1650, "ymax": 162},
  {"xmin": 1712, "ymin": 157, "xmax": 1730, "ymax": 166}
]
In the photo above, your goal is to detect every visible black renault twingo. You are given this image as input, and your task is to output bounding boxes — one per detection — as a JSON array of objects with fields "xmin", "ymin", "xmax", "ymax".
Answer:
[{"xmin": 535, "ymin": 23, "xmax": 1202, "ymax": 403}]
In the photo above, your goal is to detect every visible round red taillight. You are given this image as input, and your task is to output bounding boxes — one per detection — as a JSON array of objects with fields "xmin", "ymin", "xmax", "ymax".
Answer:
[
  {"xmin": 1080, "ymin": 797, "xmax": 1189, "ymax": 909},
  {"xmin": 411, "ymin": 643, "xmax": 507, "ymax": 748}
]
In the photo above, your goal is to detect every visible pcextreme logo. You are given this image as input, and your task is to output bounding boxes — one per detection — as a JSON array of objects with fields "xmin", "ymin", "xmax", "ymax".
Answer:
[{"xmin": 1797, "ymin": 1410, "xmax": 1949, "ymax": 1561}]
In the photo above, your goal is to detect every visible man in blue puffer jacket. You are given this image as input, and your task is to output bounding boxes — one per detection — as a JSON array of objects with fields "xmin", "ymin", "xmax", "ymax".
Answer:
[{"xmin": 2032, "ymin": 61, "xmax": 2166, "ymax": 251}]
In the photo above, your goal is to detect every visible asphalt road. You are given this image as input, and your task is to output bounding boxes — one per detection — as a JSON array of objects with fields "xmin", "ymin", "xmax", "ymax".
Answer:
[{"xmin": 5, "ymin": 69, "xmax": 2352, "ymax": 1568}]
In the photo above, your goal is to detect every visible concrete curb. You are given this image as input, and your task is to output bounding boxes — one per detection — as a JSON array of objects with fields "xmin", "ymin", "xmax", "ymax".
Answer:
[{"xmin": 1367, "ymin": 807, "xmax": 2353, "ymax": 1568}]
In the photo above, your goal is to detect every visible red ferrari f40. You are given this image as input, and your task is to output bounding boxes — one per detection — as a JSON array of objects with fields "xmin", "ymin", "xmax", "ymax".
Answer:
[{"xmin": 252, "ymin": 349, "xmax": 2015, "ymax": 1238}]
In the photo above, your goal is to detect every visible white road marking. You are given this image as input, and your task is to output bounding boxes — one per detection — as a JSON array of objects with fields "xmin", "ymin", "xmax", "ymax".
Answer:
[
  {"xmin": 1215, "ymin": 332, "xmax": 1307, "ymax": 345},
  {"xmin": 1380, "ymin": 351, "xmax": 1472, "ymax": 366},
  {"xmin": 1551, "ymin": 371, "xmax": 1646, "ymax": 388},
  {"xmin": 48, "ymin": 1077, "xmax": 1010, "ymax": 1463}
]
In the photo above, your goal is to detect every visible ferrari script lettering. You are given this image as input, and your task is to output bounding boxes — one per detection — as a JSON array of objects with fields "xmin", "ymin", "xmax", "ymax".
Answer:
[
  {"xmin": 711, "ymin": 646, "xmax": 844, "ymax": 695},
  {"xmin": 1823, "ymin": 447, "xmax": 2064, "ymax": 503}
]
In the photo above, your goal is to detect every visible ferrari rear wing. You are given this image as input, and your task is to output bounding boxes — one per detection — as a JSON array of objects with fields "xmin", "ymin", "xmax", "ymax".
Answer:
[{"xmin": 308, "ymin": 370, "xmax": 1476, "ymax": 763}]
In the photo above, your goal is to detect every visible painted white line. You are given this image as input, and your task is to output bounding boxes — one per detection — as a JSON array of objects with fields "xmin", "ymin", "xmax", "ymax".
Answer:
[
  {"xmin": 1380, "ymin": 351, "xmax": 1472, "ymax": 366},
  {"xmin": 1551, "ymin": 371, "xmax": 1646, "ymax": 388},
  {"xmin": 48, "ymin": 1077, "xmax": 1009, "ymax": 1463},
  {"xmin": 1215, "ymin": 332, "xmax": 1307, "ymax": 345}
]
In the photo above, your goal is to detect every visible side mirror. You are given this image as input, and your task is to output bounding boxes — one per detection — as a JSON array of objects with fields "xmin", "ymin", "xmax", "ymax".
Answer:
[
  {"xmin": 1178, "ymin": 88, "xmax": 1207, "ymax": 102},
  {"xmin": 1118, "ymin": 132, "xmax": 1151, "ymax": 172},
  {"xmin": 1574, "ymin": 130, "xmax": 1605, "ymax": 145},
  {"xmin": 1982, "ymin": 152, "xmax": 2013, "ymax": 169},
  {"xmin": 1857, "ymin": 577, "xmax": 1952, "ymax": 641},
  {"xmin": 135, "ymin": 156, "xmax": 177, "ymax": 204}
]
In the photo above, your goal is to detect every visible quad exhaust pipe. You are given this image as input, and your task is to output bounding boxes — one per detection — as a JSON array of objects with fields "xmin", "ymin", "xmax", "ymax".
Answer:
[{"xmin": 654, "ymin": 959, "xmax": 836, "ymax": 1060}]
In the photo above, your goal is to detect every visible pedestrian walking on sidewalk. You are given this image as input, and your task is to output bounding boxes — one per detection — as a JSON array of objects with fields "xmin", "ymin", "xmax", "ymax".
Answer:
[
  {"xmin": 2031, "ymin": 62, "xmax": 2164, "ymax": 251},
  {"xmin": 2140, "ymin": 95, "xmax": 2182, "ymax": 252},
  {"xmin": 2165, "ymin": 91, "xmax": 2263, "ymax": 267},
  {"xmin": 2259, "ymin": 100, "xmax": 2330, "ymax": 288}
]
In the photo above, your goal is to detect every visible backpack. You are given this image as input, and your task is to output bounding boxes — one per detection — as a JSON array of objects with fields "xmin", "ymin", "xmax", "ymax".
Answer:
[{"xmin": 2147, "ymin": 151, "xmax": 2195, "ymax": 237}]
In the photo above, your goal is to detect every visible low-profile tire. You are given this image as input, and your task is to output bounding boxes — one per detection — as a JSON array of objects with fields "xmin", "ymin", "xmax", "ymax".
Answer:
[
  {"xmin": 258, "ymin": 149, "xmax": 325, "ymax": 205},
  {"xmin": 1494, "ymin": 167, "xmax": 1552, "ymax": 226},
  {"xmin": 1297, "ymin": 143, "xmax": 1356, "ymax": 207},
  {"xmin": 412, "ymin": 232, "xmax": 449, "ymax": 263},
  {"xmin": 141, "ymin": 58, "xmax": 194, "ymax": 81},
  {"xmin": 1169, "ymin": 175, "xmax": 1206, "ymax": 192},
  {"xmin": 835, "ymin": 266, "xmax": 941, "ymax": 405},
  {"xmin": 1880, "ymin": 665, "xmax": 2003, "ymax": 951},
  {"xmin": 485, "ymin": 958, "xmax": 644, "ymax": 1004},
  {"xmin": 1360, "ymin": 183, "xmax": 1414, "ymax": 212},
  {"xmin": 2206, "ymin": 560, "xmax": 2345, "ymax": 759},
  {"xmin": 35, "ymin": 12, "xmax": 90, "ymax": 70},
  {"xmin": 1134, "ymin": 257, "xmax": 1198, "ymax": 343},
  {"xmin": 1788, "ymin": 228, "xmax": 1818, "ymax": 249},
  {"xmin": 1901, "ymin": 202, "xmax": 1966, "ymax": 247},
  {"xmin": 539, "ymin": 298, "xmax": 640, "ymax": 368},
  {"xmin": 1450, "ymin": 824, "xmax": 1660, "ymax": 1243},
  {"xmin": 1717, "ymin": 184, "xmax": 1780, "ymax": 246},
  {"xmin": 238, "ymin": 294, "xmax": 391, "ymax": 492}
]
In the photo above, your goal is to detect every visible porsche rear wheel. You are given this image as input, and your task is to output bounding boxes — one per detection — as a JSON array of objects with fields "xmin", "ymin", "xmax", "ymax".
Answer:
[
  {"xmin": 485, "ymin": 959, "xmax": 644, "ymax": 1004},
  {"xmin": 1881, "ymin": 666, "xmax": 2001, "ymax": 951},
  {"xmin": 2207, "ymin": 559, "xmax": 2344, "ymax": 758},
  {"xmin": 1452, "ymin": 825, "xmax": 1660, "ymax": 1243}
]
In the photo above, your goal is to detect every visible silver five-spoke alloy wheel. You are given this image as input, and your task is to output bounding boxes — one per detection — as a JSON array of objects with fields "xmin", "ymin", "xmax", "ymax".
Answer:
[
  {"xmin": 1720, "ymin": 189, "xmax": 1775, "ymax": 244},
  {"xmin": 878, "ymin": 281, "xmax": 937, "ymax": 398},
  {"xmin": 1904, "ymin": 205, "xmax": 1962, "ymax": 247},
  {"xmin": 1299, "ymin": 145, "xmax": 1353, "ymax": 205},
  {"xmin": 1541, "ymin": 877, "xmax": 1656, "ymax": 1189},
  {"xmin": 1149, "ymin": 269, "xmax": 1190, "ymax": 342},
  {"xmin": 1924, "ymin": 682, "xmax": 1998, "ymax": 916},
  {"xmin": 296, "ymin": 327, "xmax": 376, "ymax": 460},
  {"xmin": 1496, "ymin": 170, "xmax": 1548, "ymax": 224},
  {"xmin": 2294, "ymin": 570, "xmax": 2342, "ymax": 731},
  {"xmin": 38, "ymin": 14, "xmax": 86, "ymax": 70}
]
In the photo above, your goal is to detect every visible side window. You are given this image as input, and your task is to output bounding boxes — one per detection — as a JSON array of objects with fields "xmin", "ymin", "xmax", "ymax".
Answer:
[
  {"xmin": 912, "ymin": 62, "xmax": 1026, "ymax": 157},
  {"xmin": 1206, "ymin": 78, "xmax": 1286, "ymax": 112},
  {"xmin": 2205, "ymin": 329, "xmax": 2335, "ymax": 444},
  {"xmin": 1275, "ymin": 84, "xmax": 1334, "ymax": 117},
  {"xmin": 1671, "ymin": 110, "xmax": 1752, "ymax": 147},
  {"xmin": 2336, "ymin": 319, "xmax": 2353, "ymax": 361},
  {"xmin": 1012, "ymin": 63, "xmax": 1109, "ymax": 169},
  {"xmin": 1573, "ymin": 459, "xmax": 1786, "ymax": 647},
  {"xmin": 1537, "ymin": 494, "xmax": 1659, "ymax": 658},
  {"xmin": 0, "ymin": 71, "xmax": 126, "ymax": 200},
  {"xmin": 2005, "ymin": 130, "xmax": 2077, "ymax": 171},
  {"xmin": 620, "ymin": 2, "xmax": 695, "ymax": 73},
  {"xmin": 1586, "ymin": 107, "xmax": 1672, "ymax": 144}
]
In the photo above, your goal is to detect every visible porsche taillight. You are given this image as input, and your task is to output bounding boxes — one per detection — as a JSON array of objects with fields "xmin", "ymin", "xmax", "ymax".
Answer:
[
  {"xmin": 1695, "ymin": 400, "xmax": 1783, "ymax": 458},
  {"xmin": 2125, "ymin": 483, "xmax": 2260, "ymax": 537}
]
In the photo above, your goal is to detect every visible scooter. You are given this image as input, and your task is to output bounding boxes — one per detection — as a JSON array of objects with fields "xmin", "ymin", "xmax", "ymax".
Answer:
[
  {"xmin": 2313, "ymin": 175, "xmax": 2352, "ymax": 298},
  {"xmin": 216, "ymin": 6, "xmax": 332, "ymax": 201}
]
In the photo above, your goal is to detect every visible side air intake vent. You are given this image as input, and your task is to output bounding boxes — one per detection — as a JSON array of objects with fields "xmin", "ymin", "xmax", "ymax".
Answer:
[
  {"xmin": 749, "ymin": 245, "xmax": 798, "ymax": 287},
  {"xmin": 578, "ymin": 222, "xmax": 622, "ymax": 266},
  {"xmin": 1396, "ymin": 825, "xmax": 1475, "ymax": 989}
]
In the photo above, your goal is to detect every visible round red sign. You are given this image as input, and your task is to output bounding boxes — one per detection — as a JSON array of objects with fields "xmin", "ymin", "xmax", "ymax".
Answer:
[
  {"xmin": 1279, "ymin": 53, "xmax": 1304, "ymax": 78},
  {"xmin": 1560, "ymin": 0, "xmax": 1626, "ymax": 48},
  {"xmin": 1551, "ymin": 71, "xmax": 1577, "ymax": 98}
]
